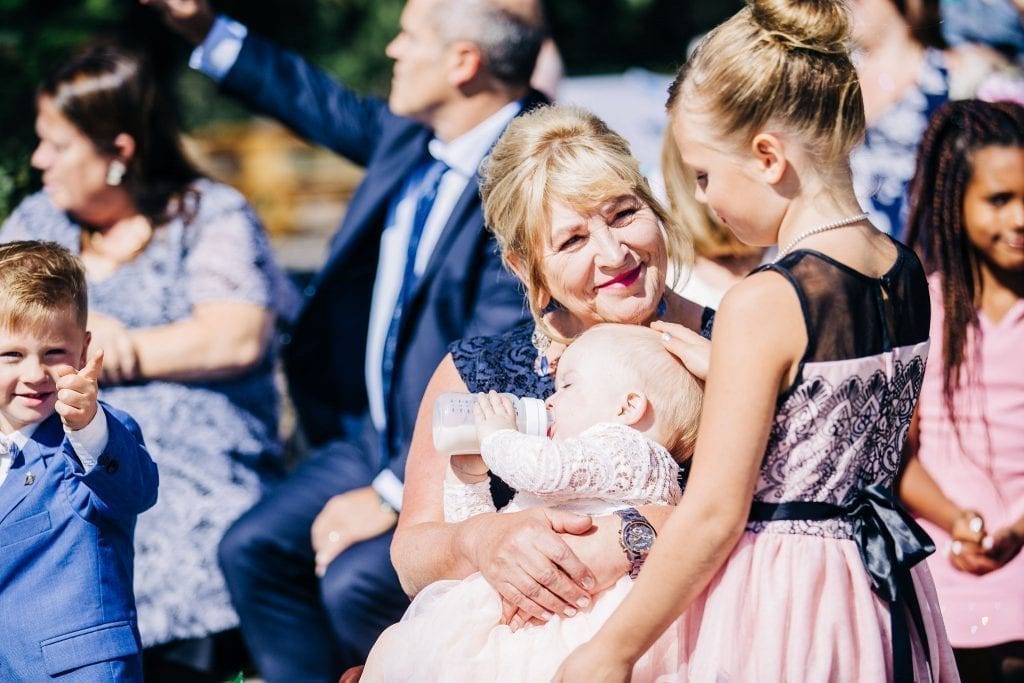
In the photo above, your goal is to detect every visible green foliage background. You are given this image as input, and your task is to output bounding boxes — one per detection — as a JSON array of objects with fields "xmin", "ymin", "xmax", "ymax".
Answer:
[{"xmin": 0, "ymin": 0, "xmax": 739, "ymax": 219}]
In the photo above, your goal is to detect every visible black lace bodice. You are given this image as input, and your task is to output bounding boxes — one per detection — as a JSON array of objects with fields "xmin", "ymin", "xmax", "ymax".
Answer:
[{"xmin": 747, "ymin": 242, "xmax": 931, "ymax": 539}]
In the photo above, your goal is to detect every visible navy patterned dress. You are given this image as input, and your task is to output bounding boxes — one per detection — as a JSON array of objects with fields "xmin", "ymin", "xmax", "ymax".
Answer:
[{"xmin": 849, "ymin": 48, "xmax": 950, "ymax": 239}]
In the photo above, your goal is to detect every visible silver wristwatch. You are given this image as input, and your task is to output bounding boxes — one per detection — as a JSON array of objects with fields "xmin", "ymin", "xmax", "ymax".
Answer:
[{"xmin": 616, "ymin": 507, "xmax": 656, "ymax": 579}]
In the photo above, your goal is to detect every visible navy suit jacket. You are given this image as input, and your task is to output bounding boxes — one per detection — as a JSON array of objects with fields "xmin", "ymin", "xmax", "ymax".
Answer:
[
  {"xmin": 0, "ymin": 406, "xmax": 158, "ymax": 681},
  {"xmin": 220, "ymin": 34, "xmax": 540, "ymax": 480}
]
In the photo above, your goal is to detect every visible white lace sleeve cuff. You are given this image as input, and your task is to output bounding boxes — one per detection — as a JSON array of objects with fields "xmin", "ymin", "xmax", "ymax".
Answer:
[{"xmin": 443, "ymin": 478, "xmax": 495, "ymax": 523}]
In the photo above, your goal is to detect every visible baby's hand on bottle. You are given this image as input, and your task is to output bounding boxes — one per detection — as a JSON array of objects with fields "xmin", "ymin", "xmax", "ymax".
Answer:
[{"xmin": 474, "ymin": 391, "xmax": 517, "ymax": 442}]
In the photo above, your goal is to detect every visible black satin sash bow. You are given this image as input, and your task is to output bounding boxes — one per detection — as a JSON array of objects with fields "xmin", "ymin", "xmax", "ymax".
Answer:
[{"xmin": 748, "ymin": 483, "xmax": 936, "ymax": 682}]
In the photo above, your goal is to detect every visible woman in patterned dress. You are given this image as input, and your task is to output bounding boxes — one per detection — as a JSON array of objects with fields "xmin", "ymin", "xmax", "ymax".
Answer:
[
  {"xmin": 0, "ymin": 44, "xmax": 297, "ymax": 679},
  {"xmin": 848, "ymin": 0, "xmax": 1018, "ymax": 239}
]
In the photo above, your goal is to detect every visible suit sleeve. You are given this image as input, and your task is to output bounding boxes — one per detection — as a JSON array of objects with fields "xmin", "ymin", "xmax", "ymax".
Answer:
[
  {"xmin": 220, "ymin": 32, "xmax": 390, "ymax": 166},
  {"xmin": 66, "ymin": 405, "xmax": 159, "ymax": 520}
]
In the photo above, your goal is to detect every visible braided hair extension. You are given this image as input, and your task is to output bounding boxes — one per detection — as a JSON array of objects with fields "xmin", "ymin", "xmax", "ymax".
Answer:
[{"xmin": 905, "ymin": 99, "xmax": 1024, "ymax": 441}]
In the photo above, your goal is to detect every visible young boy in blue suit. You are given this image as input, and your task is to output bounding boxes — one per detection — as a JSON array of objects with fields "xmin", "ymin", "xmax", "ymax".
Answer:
[{"xmin": 0, "ymin": 240, "xmax": 158, "ymax": 681}]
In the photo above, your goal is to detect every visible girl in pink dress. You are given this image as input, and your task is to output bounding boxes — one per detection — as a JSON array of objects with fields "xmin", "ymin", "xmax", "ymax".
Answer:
[
  {"xmin": 900, "ymin": 99, "xmax": 1024, "ymax": 681},
  {"xmin": 556, "ymin": 0, "xmax": 959, "ymax": 680}
]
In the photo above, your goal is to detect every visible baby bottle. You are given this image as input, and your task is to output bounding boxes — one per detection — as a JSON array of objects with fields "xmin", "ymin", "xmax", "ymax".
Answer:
[{"xmin": 432, "ymin": 392, "xmax": 550, "ymax": 455}]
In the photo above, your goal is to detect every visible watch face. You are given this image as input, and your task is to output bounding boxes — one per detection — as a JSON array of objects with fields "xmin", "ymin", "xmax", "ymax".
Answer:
[{"xmin": 623, "ymin": 520, "xmax": 656, "ymax": 552}]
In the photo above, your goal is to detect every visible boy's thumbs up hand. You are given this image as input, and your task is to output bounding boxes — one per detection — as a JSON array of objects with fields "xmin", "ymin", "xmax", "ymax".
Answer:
[{"xmin": 54, "ymin": 349, "xmax": 104, "ymax": 431}]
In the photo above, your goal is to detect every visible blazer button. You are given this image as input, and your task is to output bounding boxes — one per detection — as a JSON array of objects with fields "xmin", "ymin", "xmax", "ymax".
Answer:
[{"xmin": 105, "ymin": 459, "xmax": 120, "ymax": 475}]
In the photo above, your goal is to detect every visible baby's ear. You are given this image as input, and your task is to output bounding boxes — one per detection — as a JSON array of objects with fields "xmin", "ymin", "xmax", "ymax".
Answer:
[{"xmin": 617, "ymin": 390, "xmax": 649, "ymax": 426}]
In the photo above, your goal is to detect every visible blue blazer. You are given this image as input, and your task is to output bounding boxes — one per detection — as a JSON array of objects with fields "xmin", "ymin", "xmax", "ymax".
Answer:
[
  {"xmin": 220, "ymin": 34, "xmax": 540, "ymax": 478},
  {"xmin": 0, "ymin": 406, "xmax": 158, "ymax": 681}
]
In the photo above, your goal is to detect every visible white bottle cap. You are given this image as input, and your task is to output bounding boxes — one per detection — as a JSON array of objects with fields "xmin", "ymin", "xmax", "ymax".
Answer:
[{"xmin": 516, "ymin": 397, "xmax": 550, "ymax": 437}]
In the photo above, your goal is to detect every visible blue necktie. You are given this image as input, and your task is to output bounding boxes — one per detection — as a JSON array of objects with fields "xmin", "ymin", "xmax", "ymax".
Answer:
[{"xmin": 379, "ymin": 157, "xmax": 449, "ymax": 459}]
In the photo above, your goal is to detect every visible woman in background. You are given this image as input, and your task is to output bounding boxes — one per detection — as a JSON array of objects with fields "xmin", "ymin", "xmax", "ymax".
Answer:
[
  {"xmin": 0, "ymin": 43, "xmax": 298, "ymax": 681},
  {"xmin": 848, "ymin": 0, "xmax": 1017, "ymax": 238}
]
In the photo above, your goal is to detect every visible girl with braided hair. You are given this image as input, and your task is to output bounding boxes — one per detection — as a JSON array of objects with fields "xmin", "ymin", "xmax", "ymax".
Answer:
[{"xmin": 899, "ymin": 99, "xmax": 1024, "ymax": 682}]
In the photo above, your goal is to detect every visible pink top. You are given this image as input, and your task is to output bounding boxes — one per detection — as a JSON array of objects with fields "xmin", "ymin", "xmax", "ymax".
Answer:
[{"xmin": 915, "ymin": 274, "xmax": 1024, "ymax": 648}]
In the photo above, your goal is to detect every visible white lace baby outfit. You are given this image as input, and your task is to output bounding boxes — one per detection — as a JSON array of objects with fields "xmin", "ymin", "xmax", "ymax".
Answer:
[{"xmin": 362, "ymin": 422, "xmax": 684, "ymax": 682}]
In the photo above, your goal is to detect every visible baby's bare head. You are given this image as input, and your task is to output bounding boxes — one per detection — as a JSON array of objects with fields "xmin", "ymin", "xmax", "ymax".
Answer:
[{"xmin": 565, "ymin": 323, "xmax": 703, "ymax": 462}]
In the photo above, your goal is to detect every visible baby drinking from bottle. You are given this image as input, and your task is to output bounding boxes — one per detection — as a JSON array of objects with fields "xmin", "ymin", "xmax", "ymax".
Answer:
[{"xmin": 362, "ymin": 322, "xmax": 703, "ymax": 682}]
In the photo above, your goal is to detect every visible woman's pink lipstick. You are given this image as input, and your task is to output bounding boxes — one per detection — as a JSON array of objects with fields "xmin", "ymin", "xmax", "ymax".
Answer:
[{"xmin": 597, "ymin": 265, "xmax": 641, "ymax": 289}]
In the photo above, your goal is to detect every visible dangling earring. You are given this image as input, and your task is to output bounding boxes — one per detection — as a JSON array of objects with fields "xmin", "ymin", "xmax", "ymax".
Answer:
[
  {"xmin": 531, "ymin": 297, "xmax": 559, "ymax": 377},
  {"xmin": 531, "ymin": 326, "xmax": 551, "ymax": 377},
  {"xmin": 106, "ymin": 159, "xmax": 126, "ymax": 187}
]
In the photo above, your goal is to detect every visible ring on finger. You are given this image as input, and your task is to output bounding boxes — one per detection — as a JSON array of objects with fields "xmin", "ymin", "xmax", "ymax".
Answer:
[{"xmin": 327, "ymin": 530, "xmax": 341, "ymax": 544}]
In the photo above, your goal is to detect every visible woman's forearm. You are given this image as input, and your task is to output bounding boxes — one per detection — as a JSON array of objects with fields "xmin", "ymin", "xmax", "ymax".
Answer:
[
  {"xmin": 130, "ymin": 301, "xmax": 273, "ymax": 382},
  {"xmin": 393, "ymin": 355, "xmax": 472, "ymax": 593},
  {"xmin": 594, "ymin": 493, "xmax": 747, "ymax": 662},
  {"xmin": 391, "ymin": 519, "xmax": 478, "ymax": 596}
]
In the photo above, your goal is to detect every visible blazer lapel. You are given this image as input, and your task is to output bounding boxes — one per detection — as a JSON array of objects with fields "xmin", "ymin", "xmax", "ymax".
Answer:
[
  {"xmin": 0, "ymin": 417, "xmax": 63, "ymax": 525},
  {"xmin": 316, "ymin": 144, "xmax": 432, "ymax": 289},
  {"xmin": 408, "ymin": 90, "xmax": 548, "ymax": 308},
  {"xmin": 408, "ymin": 176, "xmax": 484, "ymax": 308}
]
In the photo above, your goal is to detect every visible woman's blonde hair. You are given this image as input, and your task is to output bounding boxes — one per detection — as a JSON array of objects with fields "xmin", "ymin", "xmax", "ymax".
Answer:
[
  {"xmin": 480, "ymin": 105, "xmax": 693, "ymax": 341},
  {"xmin": 659, "ymin": 127, "xmax": 763, "ymax": 260},
  {"xmin": 668, "ymin": 0, "xmax": 865, "ymax": 168}
]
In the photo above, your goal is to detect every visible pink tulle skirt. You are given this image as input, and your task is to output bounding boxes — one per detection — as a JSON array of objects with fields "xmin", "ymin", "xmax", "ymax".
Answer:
[{"xmin": 363, "ymin": 530, "xmax": 959, "ymax": 681}]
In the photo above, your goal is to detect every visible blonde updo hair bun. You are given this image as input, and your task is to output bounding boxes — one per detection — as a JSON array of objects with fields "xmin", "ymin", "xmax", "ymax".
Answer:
[
  {"xmin": 668, "ymin": 0, "xmax": 864, "ymax": 168},
  {"xmin": 749, "ymin": 0, "xmax": 849, "ymax": 55}
]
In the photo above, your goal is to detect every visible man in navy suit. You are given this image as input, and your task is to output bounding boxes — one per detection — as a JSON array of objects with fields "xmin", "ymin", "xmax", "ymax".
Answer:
[{"xmin": 144, "ymin": 0, "xmax": 545, "ymax": 679}]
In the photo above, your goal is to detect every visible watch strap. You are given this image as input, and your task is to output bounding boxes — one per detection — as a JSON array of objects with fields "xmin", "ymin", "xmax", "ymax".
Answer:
[{"xmin": 616, "ymin": 507, "xmax": 655, "ymax": 580}]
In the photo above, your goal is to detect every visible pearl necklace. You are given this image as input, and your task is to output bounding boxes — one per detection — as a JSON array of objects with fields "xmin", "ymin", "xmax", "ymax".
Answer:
[{"xmin": 776, "ymin": 212, "xmax": 869, "ymax": 259}]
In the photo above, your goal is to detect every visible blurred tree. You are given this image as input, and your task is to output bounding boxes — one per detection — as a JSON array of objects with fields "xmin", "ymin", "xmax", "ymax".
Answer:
[
  {"xmin": 546, "ymin": 0, "xmax": 740, "ymax": 76},
  {"xmin": 0, "ymin": 0, "xmax": 402, "ymax": 216},
  {"xmin": 0, "ymin": 0, "xmax": 735, "ymax": 218}
]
